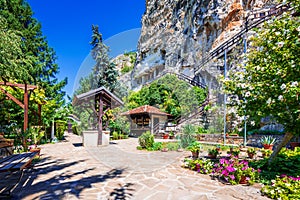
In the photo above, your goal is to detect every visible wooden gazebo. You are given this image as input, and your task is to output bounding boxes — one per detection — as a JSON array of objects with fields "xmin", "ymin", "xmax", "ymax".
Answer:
[
  {"xmin": 0, "ymin": 82, "xmax": 39, "ymax": 132},
  {"xmin": 122, "ymin": 105, "xmax": 171, "ymax": 137},
  {"xmin": 73, "ymin": 87, "xmax": 123, "ymax": 145}
]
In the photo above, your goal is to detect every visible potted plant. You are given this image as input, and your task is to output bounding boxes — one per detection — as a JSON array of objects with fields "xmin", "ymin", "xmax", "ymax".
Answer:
[
  {"xmin": 227, "ymin": 147, "xmax": 240, "ymax": 157},
  {"xmin": 261, "ymin": 149, "xmax": 272, "ymax": 158},
  {"xmin": 208, "ymin": 148, "xmax": 219, "ymax": 159},
  {"xmin": 231, "ymin": 149, "xmax": 240, "ymax": 157},
  {"xmin": 215, "ymin": 145, "xmax": 221, "ymax": 152},
  {"xmin": 260, "ymin": 135, "xmax": 276, "ymax": 150},
  {"xmin": 163, "ymin": 133, "xmax": 169, "ymax": 139},
  {"xmin": 169, "ymin": 131, "xmax": 175, "ymax": 139},
  {"xmin": 246, "ymin": 147, "xmax": 256, "ymax": 159},
  {"xmin": 187, "ymin": 141, "xmax": 201, "ymax": 159}
]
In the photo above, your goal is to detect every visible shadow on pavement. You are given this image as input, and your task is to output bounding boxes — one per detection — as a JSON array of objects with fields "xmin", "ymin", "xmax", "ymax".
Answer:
[
  {"xmin": 10, "ymin": 156, "xmax": 126, "ymax": 199},
  {"xmin": 109, "ymin": 183, "xmax": 135, "ymax": 200}
]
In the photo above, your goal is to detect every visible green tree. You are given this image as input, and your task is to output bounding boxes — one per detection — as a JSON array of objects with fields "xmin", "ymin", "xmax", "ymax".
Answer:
[
  {"xmin": 90, "ymin": 25, "xmax": 118, "ymax": 92},
  {"xmin": 0, "ymin": 16, "xmax": 23, "ymax": 79},
  {"xmin": 125, "ymin": 74, "xmax": 207, "ymax": 119},
  {"xmin": 222, "ymin": 0, "xmax": 300, "ymax": 162},
  {"xmin": 0, "ymin": 0, "xmax": 67, "ymax": 131}
]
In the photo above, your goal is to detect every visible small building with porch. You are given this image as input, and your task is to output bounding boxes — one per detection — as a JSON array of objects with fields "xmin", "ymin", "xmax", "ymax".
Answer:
[{"xmin": 122, "ymin": 105, "xmax": 171, "ymax": 137}]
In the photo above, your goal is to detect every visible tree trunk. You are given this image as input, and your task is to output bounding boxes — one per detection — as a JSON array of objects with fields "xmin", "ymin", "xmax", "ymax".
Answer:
[{"xmin": 268, "ymin": 132, "xmax": 294, "ymax": 164}]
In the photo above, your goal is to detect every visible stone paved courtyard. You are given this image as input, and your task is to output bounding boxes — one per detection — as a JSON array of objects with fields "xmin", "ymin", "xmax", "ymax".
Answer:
[{"xmin": 11, "ymin": 133, "xmax": 270, "ymax": 199}]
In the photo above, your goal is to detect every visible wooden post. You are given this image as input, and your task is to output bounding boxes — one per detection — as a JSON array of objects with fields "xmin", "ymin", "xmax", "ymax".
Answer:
[
  {"xmin": 24, "ymin": 83, "xmax": 28, "ymax": 132},
  {"xmin": 98, "ymin": 93, "xmax": 103, "ymax": 145}
]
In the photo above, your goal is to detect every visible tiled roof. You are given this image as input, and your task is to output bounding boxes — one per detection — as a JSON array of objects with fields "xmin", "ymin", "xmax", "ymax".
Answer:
[{"xmin": 122, "ymin": 105, "xmax": 171, "ymax": 116}]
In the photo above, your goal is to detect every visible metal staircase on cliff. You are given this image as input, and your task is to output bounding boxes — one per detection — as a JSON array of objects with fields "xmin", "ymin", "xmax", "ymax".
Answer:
[
  {"xmin": 193, "ymin": 3, "xmax": 292, "ymax": 75},
  {"xmin": 143, "ymin": 70, "xmax": 210, "ymax": 131}
]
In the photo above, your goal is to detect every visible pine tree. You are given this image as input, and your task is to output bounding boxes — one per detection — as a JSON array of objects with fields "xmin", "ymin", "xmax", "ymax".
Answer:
[{"xmin": 90, "ymin": 25, "xmax": 118, "ymax": 92}]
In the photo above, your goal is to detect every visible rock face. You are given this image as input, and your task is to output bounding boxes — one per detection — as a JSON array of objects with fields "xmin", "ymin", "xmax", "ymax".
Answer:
[{"xmin": 132, "ymin": 0, "xmax": 275, "ymax": 92}]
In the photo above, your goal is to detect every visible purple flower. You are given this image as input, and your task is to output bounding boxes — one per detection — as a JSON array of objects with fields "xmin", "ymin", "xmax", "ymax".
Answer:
[
  {"xmin": 288, "ymin": 176, "xmax": 300, "ymax": 181},
  {"xmin": 280, "ymin": 174, "xmax": 287, "ymax": 178},
  {"xmin": 246, "ymin": 177, "xmax": 250, "ymax": 181},
  {"xmin": 220, "ymin": 158, "xmax": 226, "ymax": 164},
  {"xmin": 257, "ymin": 169, "xmax": 261, "ymax": 173},
  {"xmin": 242, "ymin": 166, "xmax": 248, "ymax": 171},
  {"xmin": 240, "ymin": 160, "xmax": 248, "ymax": 165},
  {"xmin": 229, "ymin": 175, "xmax": 235, "ymax": 180},
  {"xmin": 226, "ymin": 166, "xmax": 236, "ymax": 172},
  {"xmin": 221, "ymin": 169, "xmax": 229, "ymax": 176}
]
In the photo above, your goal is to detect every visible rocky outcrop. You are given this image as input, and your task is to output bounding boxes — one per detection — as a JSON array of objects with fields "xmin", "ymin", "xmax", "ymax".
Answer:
[{"xmin": 132, "ymin": 0, "xmax": 276, "ymax": 91}]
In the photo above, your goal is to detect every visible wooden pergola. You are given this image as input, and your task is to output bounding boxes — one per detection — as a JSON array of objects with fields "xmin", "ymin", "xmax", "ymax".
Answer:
[
  {"xmin": 0, "ymin": 82, "xmax": 38, "ymax": 132},
  {"xmin": 73, "ymin": 87, "xmax": 123, "ymax": 145}
]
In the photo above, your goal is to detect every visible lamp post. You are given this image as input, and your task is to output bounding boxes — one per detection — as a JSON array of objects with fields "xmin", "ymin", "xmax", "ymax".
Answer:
[{"xmin": 223, "ymin": 49, "xmax": 227, "ymax": 145}]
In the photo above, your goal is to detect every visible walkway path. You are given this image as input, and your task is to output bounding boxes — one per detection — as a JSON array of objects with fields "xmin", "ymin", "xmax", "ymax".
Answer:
[{"xmin": 13, "ymin": 133, "xmax": 270, "ymax": 200}]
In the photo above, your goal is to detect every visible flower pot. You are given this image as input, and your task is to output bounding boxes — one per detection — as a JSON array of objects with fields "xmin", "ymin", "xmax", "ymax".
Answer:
[
  {"xmin": 290, "ymin": 142, "xmax": 300, "ymax": 150},
  {"xmin": 192, "ymin": 151, "xmax": 199, "ymax": 159},
  {"xmin": 248, "ymin": 153, "xmax": 255, "ymax": 159},
  {"xmin": 30, "ymin": 148, "xmax": 41, "ymax": 156},
  {"xmin": 239, "ymin": 176, "xmax": 248, "ymax": 184},
  {"xmin": 208, "ymin": 153, "xmax": 217, "ymax": 159},
  {"xmin": 263, "ymin": 144, "xmax": 273, "ymax": 150},
  {"xmin": 163, "ymin": 134, "xmax": 169, "ymax": 139}
]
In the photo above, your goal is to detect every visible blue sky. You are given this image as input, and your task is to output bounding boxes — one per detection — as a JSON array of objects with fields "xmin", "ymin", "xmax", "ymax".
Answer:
[{"xmin": 27, "ymin": 0, "xmax": 145, "ymax": 98}]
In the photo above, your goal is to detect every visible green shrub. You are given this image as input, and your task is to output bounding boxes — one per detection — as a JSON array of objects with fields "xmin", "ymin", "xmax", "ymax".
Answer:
[
  {"xmin": 186, "ymin": 141, "xmax": 201, "ymax": 153},
  {"xmin": 112, "ymin": 131, "xmax": 119, "ymax": 140},
  {"xmin": 138, "ymin": 131, "xmax": 154, "ymax": 149},
  {"xmin": 261, "ymin": 175, "xmax": 300, "ymax": 199},
  {"xmin": 136, "ymin": 146, "xmax": 143, "ymax": 150},
  {"xmin": 55, "ymin": 120, "xmax": 66, "ymax": 140},
  {"xmin": 250, "ymin": 148, "xmax": 300, "ymax": 184},
  {"xmin": 178, "ymin": 124, "xmax": 196, "ymax": 148},
  {"xmin": 72, "ymin": 124, "xmax": 82, "ymax": 135},
  {"xmin": 166, "ymin": 142, "xmax": 179, "ymax": 151},
  {"xmin": 147, "ymin": 142, "xmax": 162, "ymax": 151},
  {"xmin": 196, "ymin": 126, "xmax": 207, "ymax": 134}
]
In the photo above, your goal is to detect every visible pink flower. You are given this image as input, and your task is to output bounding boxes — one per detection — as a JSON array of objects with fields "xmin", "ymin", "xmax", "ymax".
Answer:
[
  {"xmin": 226, "ymin": 166, "xmax": 236, "ymax": 172},
  {"xmin": 280, "ymin": 174, "xmax": 287, "ymax": 178},
  {"xmin": 242, "ymin": 166, "xmax": 248, "ymax": 171},
  {"xmin": 221, "ymin": 169, "xmax": 229, "ymax": 176},
  {"xmin": 229, "ymin": 175, "xmax": 235, "ymax": 180}
]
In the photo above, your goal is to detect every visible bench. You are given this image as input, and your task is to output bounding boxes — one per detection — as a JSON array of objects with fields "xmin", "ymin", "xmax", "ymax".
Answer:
[
  {"xmin": 0, "ymin": 134, "xmax": 14, "ymax": 157},
  {"xmin": 0, "ymin": 152, "xmax": 38, "ymax": 197}
]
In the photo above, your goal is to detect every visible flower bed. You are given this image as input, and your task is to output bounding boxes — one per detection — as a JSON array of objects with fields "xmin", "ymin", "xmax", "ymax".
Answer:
[
  {"xmin": 212, "ymin": 156, "xmax": 260, "ymax": 185},
  {"xmin": 183, "ymin": 158, "xmax": 214, "ymax": 174},
  {"xmin": 261, "ymin": 175, "xmax": 300, "ymax": 199}
]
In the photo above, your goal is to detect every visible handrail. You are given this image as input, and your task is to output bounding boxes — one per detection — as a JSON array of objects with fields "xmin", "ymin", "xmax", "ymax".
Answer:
[
  {"xmin": 142, "ymin": 70, "xmax": 207, "ymax": 89},
  {"xmin": 193, "ymin": 3, "xmax": 292, "ymax": 75}
]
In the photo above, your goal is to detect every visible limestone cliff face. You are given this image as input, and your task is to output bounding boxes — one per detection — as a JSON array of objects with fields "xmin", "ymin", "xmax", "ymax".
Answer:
[{"xmin": 132, "ymin": 0, "xmax": 275, "ymax": 90}]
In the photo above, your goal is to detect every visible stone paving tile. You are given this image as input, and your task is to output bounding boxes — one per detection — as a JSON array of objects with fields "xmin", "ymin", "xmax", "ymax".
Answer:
[{"xmin": 10, "ymin": 132, "xmax": 270, "ymax": 200}]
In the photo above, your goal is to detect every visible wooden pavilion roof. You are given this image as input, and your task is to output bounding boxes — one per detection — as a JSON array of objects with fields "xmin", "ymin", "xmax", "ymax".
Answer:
[
  {"xmin": 122, "ymin": 105, "xmax": 171, "ymax": 116},
  {"xmin": 73, "ymin": 87, "xmax": 123, "ymax": 108}
]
